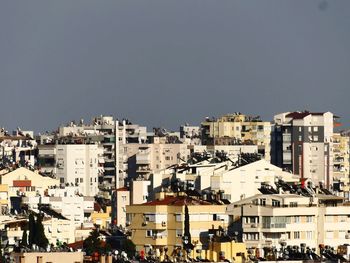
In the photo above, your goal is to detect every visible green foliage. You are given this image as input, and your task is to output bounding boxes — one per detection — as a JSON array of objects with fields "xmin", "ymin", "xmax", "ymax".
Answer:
[
  {"xmin": 28, "ymin": 213, "xmax": 36, "ymax": 247},
  {"xmin": 21, "ymin": 225, "xmax": 28, "ymax": 247},
  {"xmin": 183, "ymin": 205, "xmax": 194, "ymax": 250},
  {"xmin": 83, "ymin": 229, "xmax": 103, "ymax": 256},
  {"xmin": 28, "ymin": 213, "xmax": 49, "ymax": 249},
  {"xmin": 123, "ymin": 239, "xmax": 136, "ymax": 258},
  {"xmin": 35, "ymin": 214, "xmax": 49, "ymax": 249}
]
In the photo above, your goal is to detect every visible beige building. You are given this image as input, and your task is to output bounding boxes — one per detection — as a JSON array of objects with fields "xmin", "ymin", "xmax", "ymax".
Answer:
[
  {"xmin": 0, "ymin": 167, "xmax": 59, "ymax": 199},
  {"xmin": 126, "ymin": 137, "xmax": 190, "ymax": 180},
  {"xmin": 201, "ymin": 113, "xmax": 271, "ymax": 161},
  {"xmin": 226, "ymin": 193, "xmax": 349, "ymax": 253},
  {"xmin": 112, "ymin": 187, "xmax": 130, "ymax": 227},
  {"xmin": 11, "ymin": 251, "xmax": 84, "ymax": 263},
  {"xmin": 0, "ymin": 184, "xmax": 8, "ymax": 214},
  {"xmin": 126, "ymin": 193, "xmax": 228, "ymax": 260},
  {"xmin": 333, "ymin": 132, "xmax": 350, "ymax": 198}
]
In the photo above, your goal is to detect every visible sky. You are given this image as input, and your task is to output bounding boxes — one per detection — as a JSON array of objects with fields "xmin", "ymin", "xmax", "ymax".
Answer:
[{"xmin": 1, "ymin": 0, "xmax": 350, "ymax": 132}]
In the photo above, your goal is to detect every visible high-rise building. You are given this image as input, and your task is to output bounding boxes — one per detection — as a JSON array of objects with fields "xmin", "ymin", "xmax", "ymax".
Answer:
[
  {"xmin": 201, "ymin": 113, "xmax": 271, "ymax": 161},
  {"xmin": 332, "ymin": 132, "xmax": 350, "ymax": 198},
  {"xmin": 271, "ymin": 111, "xmax": 334, "ymax": 188}
]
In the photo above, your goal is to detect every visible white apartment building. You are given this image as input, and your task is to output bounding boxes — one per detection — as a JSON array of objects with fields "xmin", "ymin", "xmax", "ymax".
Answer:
[
  {"xmin": 22, "ymin": 195, "xmax": 94, "ymax": 227},
  {"xmin": 39, "ymin": 144, "xmax": 103, "ymax": 196},
  {"xmin": 226, "ymin": 193, "xmax": 348, "ymax": 253},
  {"xmin": 152, "ymin": 159, "xmax": 298, "ymax": 203},
  {"xmin": 58, "ymin": 116, "xmax": 148, "ymax": 190},
  {"xmin": 272, "ymin": 111, "xmax": 334, "ymax": 188},
  {"xmin": 56, "ymin": 144, "xmax": 101, "ymax": 196}
]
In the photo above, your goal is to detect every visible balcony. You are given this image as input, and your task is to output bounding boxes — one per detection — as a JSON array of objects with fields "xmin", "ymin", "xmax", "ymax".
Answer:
[
  {"xmin": 137, "ymin": 168, "xmax": 151, "ymax": 174},
  {"xmin": 136, "ymin": 154, "xmax": 151, "ymax": 164}
]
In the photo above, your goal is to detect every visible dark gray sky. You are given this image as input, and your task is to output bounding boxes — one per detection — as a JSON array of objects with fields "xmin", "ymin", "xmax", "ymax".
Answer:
[{"xmin": 1, "ymin": 0, "xmax": 350, "ymax": 132}]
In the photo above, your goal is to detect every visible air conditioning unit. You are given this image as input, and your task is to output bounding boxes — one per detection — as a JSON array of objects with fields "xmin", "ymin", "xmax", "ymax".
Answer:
[{"xmin": 251, "ymin": 223, "xmax": 258, "ymax": 228}]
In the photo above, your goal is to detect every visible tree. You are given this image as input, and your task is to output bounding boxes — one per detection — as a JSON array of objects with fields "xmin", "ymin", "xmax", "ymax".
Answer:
[
  {"xmin": 123, "ymin": 239, "xmax": 136, "ymax": 258},
  {"xmin": 28, "ymin": 213, "xmax": 36, "ymax": 247},
  {"xmin": 83, "ymin": 229, "xmax": 103, "ymax": 256},
  {"xmin": 183, "ymin": 205, "xmax": 194, "ymax": 251},
  {"xmin": 21, "ymin": 225, "xmax": 28, "ymax": 247},
  {"xmin": 35, "ymin": 214, "xmax": 49, "ymax": 249}
]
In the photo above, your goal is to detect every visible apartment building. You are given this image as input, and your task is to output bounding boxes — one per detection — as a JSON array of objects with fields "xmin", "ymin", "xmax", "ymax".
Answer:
[
  {"xmin": 0, "ymin": 216, "xmax": 91, "ymax": 248},
  {"xmin": 333, "ymin": 132, "xmax": 350, "ymax": 198},
  {"xmin": 201, "ymin": 113, "xmax": 271, "ymax": 161},
  {"xmin": 0, "ymin": 184, "xmax": 8, "ymax": 214},
  {"xmin": 38, "ymin": 144, "xmax": 103, "ymax": 196},
  {"xmin": 271, "ymin": 111, "xmax": 334, "ymax": 188},
  {"xmin": 152, "ymin": 158, "xmax": 298, "ymax": 203},
  {"xmin": 1, "ymin": 167, "xmax": 59, "ymax": 199},
  {"xmin": 226, "ymin": 193, "xmax": 348, "ymax": 253},
  {"xmin": 57, "ymin": 116, "xmax": 147, "ymax": 190},
  {"xmin": 0, "ymin": 129, "xmax": 37, "ymax": 167},
  {"xmin": 22, "ymin": 195, "xmax": 94, "ymax": 227},
  {"xmin": 179, "ymin": 124, "xmax": 201, "ymax": 145},
  {"xmin": 126, "ymin": 193, "xmax": 228, "ymax": 259},
  {"xmin": 111, "ymin": 187, "xmax": 130, "ymax": 227},
  {"xmin": 126, "ymin": 137, "xmax": 190, "ymax": 180}
]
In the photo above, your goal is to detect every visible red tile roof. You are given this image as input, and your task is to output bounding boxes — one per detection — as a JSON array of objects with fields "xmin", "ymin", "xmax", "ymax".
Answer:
[
  {"xmin": 13, "ymin": 180, "xmax": 31, "ymax": 187},
  {"xmin": 116, "ymin": 187, "xmax": 128, "ymax": 192}
]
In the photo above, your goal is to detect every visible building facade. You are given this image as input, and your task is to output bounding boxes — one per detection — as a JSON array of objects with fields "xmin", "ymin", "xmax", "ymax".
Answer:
[
  {"xmin": 271, "ymin": 111, "xmax": 334, "ymax": 188},
  {"xmin": 201, "ymin": 113, "xmax": 271, "ymax": 161}
]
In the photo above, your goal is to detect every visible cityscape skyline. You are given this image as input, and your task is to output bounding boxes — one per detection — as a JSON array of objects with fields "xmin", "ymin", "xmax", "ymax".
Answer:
[{"xmin": 1, "ymin": 0, "xmax": 350, "ymax": 131}]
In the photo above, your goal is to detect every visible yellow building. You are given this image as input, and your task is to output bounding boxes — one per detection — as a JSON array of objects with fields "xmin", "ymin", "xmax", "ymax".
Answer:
[
  {"xmin": 201, "ymin": 113, "xmax": 271, "ymax": 161},
  {"xmin": 0, "ymin": 184, "xmax": 8, "ymax": 214},
  {"xmin": 126, "ymin": 193, "xmax": 230, "ymax": 260},
  {"xmin": 333, "ymin": 132, "xmax": 350, "ymax": 197},
  {"xmin": 91, "ymin": 206, "xmax": 111, "ymax": 230}
]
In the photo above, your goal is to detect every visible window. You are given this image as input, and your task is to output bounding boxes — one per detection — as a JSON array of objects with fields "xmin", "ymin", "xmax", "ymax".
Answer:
[
  {"xmin": 308, "ymin": 127, "xmax": 312, "ymax": 132},
  {"xmin": 314, "ymin": 127, "xmax": 318, "ymax": 132},
  {"xmin": 294, "ymin": 231, "xmax": 300, "ymax": 239},
  {"xmin": 60, "ymin": 178, "xmax": 65, "ymax": 184},
  {"xmin": 313, "ymin": 135, "xmax": 318, "ymax": 142},
  {"xmin": 80, "ymin": 178, "xmax": 83, "ymax": 183},
  {"xmin": 306, "ymin": 231, "xmax": 313, "ymax": 239},
  {"xmin": 259, "ymin": 199, "xmax": 266, "ymax": 206},
  {"xmin": 146, "ymin": 230, "xmax": 153, "ymax": 237},
  {"xmin": 294, "ymin": 216, "xmax": 300, "ymax": 223},
  {"xmin": 306, "ymin": 216, "xmax": 312, "ymax": 223},
  {"xmin": 175, "ymin": 214, "xmax": 182, "ymax": 222},
  {"xmin": 165, "ymin": 156, "xmax": 170, "ymax": 161},
  {"xmin": 122, "ymin": 196, "xmax": 127, "ymax": 202},
  {"xmin": 299, "ymin": 127, "xmax": 302, "ymax": 132},
  {"xmin": 144, "ymin": 214, "xmax": 155, "ymax": 222},
  {"xmin": 289, "ymin": 202, "xmax": 298, "ymax": 207},
  {"xmin": 298, "ymin": 135, "xmax": 302, "ymax": 141},
  {"xmin": 272, "ymin": 199, "xmax": 280, "ymax": 207}
]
